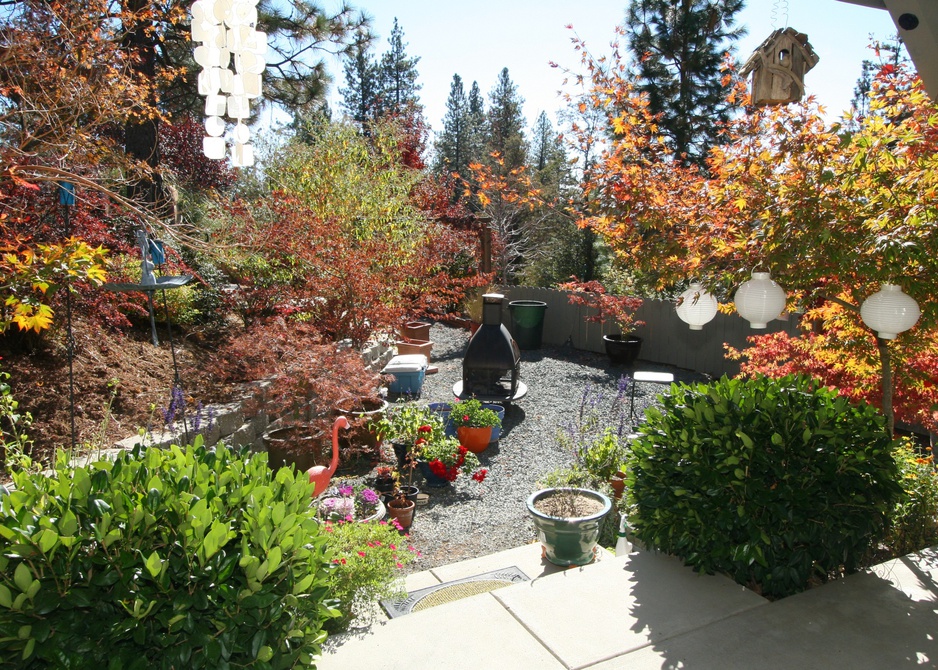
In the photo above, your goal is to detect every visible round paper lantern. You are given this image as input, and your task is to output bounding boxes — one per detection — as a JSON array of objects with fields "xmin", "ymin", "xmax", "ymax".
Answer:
[
  {"xmin": 734, "ymin": 271, "xmax": 786, "ymax": 329},
  {"xmin": 860, "ymin": 283, "xmax": 920, "ymax": 339},
  {"xmin": 676, "ymin": 282, "xmax": 719, "ymax": 330}
]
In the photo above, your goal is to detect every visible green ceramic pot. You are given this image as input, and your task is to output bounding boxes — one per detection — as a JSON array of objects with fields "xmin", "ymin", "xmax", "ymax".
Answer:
[{"xmin": 525, "ymin": 488, "xmax": 612, "ymax": 566}]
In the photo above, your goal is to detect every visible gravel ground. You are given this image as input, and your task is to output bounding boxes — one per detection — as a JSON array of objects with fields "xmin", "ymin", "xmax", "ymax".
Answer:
[{"xmin": 385, "ymin": 322, "xmax": 708, "ymax": 575}]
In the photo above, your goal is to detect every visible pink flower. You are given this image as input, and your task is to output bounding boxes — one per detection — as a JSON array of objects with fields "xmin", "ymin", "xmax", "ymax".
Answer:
[
  {"xmin": 357, "ymin": 551, "xmax": 366, "ymax": 557},
  {"xmin": 396, "ymin": 562, "xmax": 403, "ymax": 568}
]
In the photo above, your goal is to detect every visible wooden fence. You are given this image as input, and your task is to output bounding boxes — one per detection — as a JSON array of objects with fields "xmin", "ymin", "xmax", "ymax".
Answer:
[{"xmin": 492, "ymin": 286, "xmax": 801, "ymax": 379}]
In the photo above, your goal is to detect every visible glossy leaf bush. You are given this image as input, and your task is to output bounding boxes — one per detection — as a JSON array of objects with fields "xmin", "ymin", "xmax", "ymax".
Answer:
[
  {"xmin": 627, "ymin": 374, "xmax": 902, "ymax": 599},
  {"xmin": 0, "ymin": 439, "xmax": 337, "ymax": 668}
]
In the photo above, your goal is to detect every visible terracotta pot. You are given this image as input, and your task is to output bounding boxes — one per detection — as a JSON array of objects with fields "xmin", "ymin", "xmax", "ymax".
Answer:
[
  {"xmin": 457, "ymin": 426, "xmax": 493, "ymax": 454},
  {"xmin": 395, "ymin": 338, "xmax": 433, "ymax": 362},
  {"xmin": 400, "ymin": 320, "xmax": 431, "ymax": 341},
  {"xmin": 387, "ymin": 497, "xmax": 415, "ymax": 530},
  {"xmin": 610, "ymin": 471, "xmax": 626, "ymax": 500}
]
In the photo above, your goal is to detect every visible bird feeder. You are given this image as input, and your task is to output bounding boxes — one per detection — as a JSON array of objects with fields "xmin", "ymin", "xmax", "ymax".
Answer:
[{"xmin": 740, "ymin": 27, "xmax": 819, "ymax": 106}]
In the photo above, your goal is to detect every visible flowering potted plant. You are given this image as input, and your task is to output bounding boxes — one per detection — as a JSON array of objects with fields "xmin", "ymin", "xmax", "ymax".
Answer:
[
  {"xmin": 559, "ymin": 277, "xmax": 645, "ymax": 366},
  {"xmin": 369, "ymin": 403, "xmax": 446, "ymax": 469},
  {"xmin": 318, "ymin": 483, "xmax": 385, "ymax": 523},
  {"xmin": 450, "ymin": 398, "xmax": 502, "ymax": 453},
  {"xmin": 415, "ymin": 435, "xmax": 488, "ymax": 487}
]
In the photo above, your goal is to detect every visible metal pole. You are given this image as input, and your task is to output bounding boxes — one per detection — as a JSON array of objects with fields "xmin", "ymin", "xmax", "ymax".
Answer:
[{"xmin": 59, "ymin": 182, "xmax": 76, "ymax": 451}]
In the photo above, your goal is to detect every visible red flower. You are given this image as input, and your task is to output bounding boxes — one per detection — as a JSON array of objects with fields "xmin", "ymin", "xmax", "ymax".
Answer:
[
  {"xmin": 429, "ymin": 459, "xmax": 447, "ymax": 478},
  {"xmin": 462, "ymin": 415, "xmax": 470, "ymax": 422},
  {"xmin": 457, "ymin": 445, "xmax": 468, "ymax": 455},
  {"xmin": 418, "ymin": 424, "xmax": 433, "ymax": 433},
  {"xmin": 472, "ymin": 468, "xmax": 488, "ymax": 483}
]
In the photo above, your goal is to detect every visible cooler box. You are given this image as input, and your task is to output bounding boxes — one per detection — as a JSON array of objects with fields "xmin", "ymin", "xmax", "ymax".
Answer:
[{"xmin": 382, "ymin": 354, "xmax": 428, "ymax": 395}]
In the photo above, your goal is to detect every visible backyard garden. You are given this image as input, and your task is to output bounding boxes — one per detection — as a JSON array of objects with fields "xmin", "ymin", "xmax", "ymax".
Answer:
[{"xmin": 2, "ymin": 1, "xmax": 938, "ymax": 667}]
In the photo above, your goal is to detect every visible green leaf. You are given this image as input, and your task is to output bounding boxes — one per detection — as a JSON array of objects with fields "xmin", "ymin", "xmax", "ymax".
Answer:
[
  {"xmin": 145, "ymin": 551, "xmax": 162, "ymax": 579},
  {"xmin": 0, "ymin": 583, "xmax": 12, "ymax": 608},
  {"xmin": 14, "ymin": 562, "xmax": 31, "ymax": 592}
]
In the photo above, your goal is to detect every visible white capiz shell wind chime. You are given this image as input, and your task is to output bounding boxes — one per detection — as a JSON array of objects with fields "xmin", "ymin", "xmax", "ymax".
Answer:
[{"xmin": 190, "ymin": 0, "xmax": 266, "ymax": 166}]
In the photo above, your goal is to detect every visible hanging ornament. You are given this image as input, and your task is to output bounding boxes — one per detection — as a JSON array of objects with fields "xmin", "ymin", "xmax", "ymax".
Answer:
[
  {"xmin": 676, "ymin": 283, "xmax": 719, "ymax": 330},
  {"xmin": 734, "ymin": 271, "xmax": 786, "ymax": 329},
  {"xmin": 860, "ymin": 284, "xmax": 920, "ymax": 340},
  {"xmin": 191, "ymin": 0, "xmax": 266, "ymax": 163}
]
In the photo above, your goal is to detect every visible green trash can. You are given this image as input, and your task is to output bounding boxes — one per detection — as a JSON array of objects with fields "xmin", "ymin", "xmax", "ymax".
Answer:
[{"xmin": 508, "ymin": 300, "xmax": 548, "ymax": 350}]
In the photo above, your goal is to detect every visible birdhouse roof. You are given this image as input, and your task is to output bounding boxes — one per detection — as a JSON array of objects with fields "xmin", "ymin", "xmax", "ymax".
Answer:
[{"xmin": 740, "ymin": 27, "xmax": 820, "ymax": 77}]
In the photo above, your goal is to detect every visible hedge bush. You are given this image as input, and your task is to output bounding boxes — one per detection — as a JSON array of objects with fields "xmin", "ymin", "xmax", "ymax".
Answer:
[
  {"xmin": 0, "ymin": 439, "xmax": 337, "ymax": 668},
  {"xmin": 627, "ymin": 374, "xmax": 902, "ymax": 599}
]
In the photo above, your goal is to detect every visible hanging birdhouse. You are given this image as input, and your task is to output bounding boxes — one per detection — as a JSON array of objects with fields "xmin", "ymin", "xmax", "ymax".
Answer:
[{"xmin": 740, "ymin": 27, "xmax": 819, "ymax": 107}]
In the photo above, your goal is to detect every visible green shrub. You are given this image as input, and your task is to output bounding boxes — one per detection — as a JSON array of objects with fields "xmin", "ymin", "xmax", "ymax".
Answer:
[
  {"xmin": 882, "ymin": 440, "xmax": 938, "ymax": 557},
  {"xmin": 627, "ymin": 374, "xmax": 902, "ymax": 599},
  {"xmin": 0, "ymin": 439, "xmax": 337, "ymax": 668}
]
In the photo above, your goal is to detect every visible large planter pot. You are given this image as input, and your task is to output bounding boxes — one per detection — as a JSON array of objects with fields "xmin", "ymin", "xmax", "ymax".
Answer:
[
  {"xmin": 386, "ymin": 497, "xmax": 415, "ymax": 530},
  {"xmin": 400, "ymin": 320, "xmax": 432, "ymax": 341},
  {"xmin": 395, "ymin": 338, "xmax": 433, "ymax": 362},
  {"xmin": 417, "ymin": 460, "xmax": 451, "ymax": 488},
  {"xmin": 262, "ymin": 425, "xmax": 324, "ymax": 473},
  {"xmin": 525, "ymin": 488, "xmax": 613, "ymax": 566},
  {"xmin": 428, "ymin": 402, "xmax": 456, "ymax": 437},
  {"xmin": 603, "ymin": 333, "xmax": 643, "ymax": 367},
  {"xmin": 333, "ymin": 397, "xmax": 388, "ymax": 459},
  {"xmin": 457, "ymin": 426, "xmax": 493, "ymax": 454},
  {"xmin": 481, "ymin": 403, "xmax": 506, "ymax": 443}
]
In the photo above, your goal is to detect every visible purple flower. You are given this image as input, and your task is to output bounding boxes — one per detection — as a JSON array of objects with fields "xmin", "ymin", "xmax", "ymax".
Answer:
[
  {"xmin": 360, "ymin": 488, "xmax": 379, "ymax": 504},
  {"xmin": 338, "ymin": 484, "xmax": 354, "ymax": 497}
]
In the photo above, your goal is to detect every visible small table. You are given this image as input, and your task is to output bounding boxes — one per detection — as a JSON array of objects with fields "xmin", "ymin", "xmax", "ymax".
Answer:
[{"xmin": 629, "ymin": 371, "xmax": 675, "ymax": 427}]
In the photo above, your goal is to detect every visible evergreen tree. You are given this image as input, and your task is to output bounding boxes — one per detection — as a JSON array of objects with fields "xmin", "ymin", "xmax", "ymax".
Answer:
[
  {"xmin": 434, "ymin": 74, "xmax": 470, "ymax": 175},
  {"xmin": 849, "ymin": 33, "xmax": 907, "ymax": 125},
  {"xmin": 466, "ymin": 80, "xmax": 488, "ymax": 166},
  {"xmin": 340, "ymin": 38, "xmax": 380, "ymax": 125},
  {"xmin": 529, "ymin": 111, "xmax": 564, "ymax": 176},
  {"xmin": 486, "ymin": 68, "xmax": 527, "ymax": 170},
  {"xmin": 376, "ymin": 18, "xmax": 422, "ymax": 115},
  {"xmin": 625, "ymin": 0, "xmax": 746, "ymax": 167}
]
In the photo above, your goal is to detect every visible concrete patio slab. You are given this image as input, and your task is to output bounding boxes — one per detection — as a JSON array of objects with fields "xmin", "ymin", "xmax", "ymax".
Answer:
[
  {"xmin": 600, "ymin": 546, "xmax": 938, "ymax": 670},
  {"xmin": 317, "ymin": 590, "xmax": 565, "ymax": 670},
  {"xmin": 493, "ymin": 549, "xmax": 768, "ymax": 669}
]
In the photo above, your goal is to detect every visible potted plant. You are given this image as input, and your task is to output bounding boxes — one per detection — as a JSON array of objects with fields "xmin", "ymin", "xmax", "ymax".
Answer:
[
  {"xmin": 369, "ymin": 403, "xmax": 446, "ymax": 469},
  {"xmin": 318, "ymin": 483, "xmax": 386, "ymax": 523},
  {"xmin": 525, "ymin": 487, "xmax": 612, "ymax": 566},
  {"xmin": 560, "ymin": 278, "xmax": 645, "ymax": 366},
  {"xmin": 414, "ymin": 435, "xmax": 488, "ymax": 488},
  {"xmin": 450, "ymin": 398, "xmax": 502, "ymax": 453}
]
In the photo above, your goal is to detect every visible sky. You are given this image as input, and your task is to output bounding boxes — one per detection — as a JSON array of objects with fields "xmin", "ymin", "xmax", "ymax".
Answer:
[{"xmin": 320, "ymin": 0, "xmax": 901, "ymax": 136}]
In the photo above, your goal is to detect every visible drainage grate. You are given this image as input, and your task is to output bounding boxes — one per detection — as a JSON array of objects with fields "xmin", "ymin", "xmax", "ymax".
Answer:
[{"xmin": 381, "ymin": 566, "xmax": 530, "ymax": 618}]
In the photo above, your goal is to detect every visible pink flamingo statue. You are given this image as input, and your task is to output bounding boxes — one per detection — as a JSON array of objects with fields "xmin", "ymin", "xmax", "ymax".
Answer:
[{"xmin": 306, "ymin": 416, "xmax": 350, "ymax": 497}]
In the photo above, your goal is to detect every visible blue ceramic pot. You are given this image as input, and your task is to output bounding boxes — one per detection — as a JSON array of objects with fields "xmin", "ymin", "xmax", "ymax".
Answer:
[
  {"xmin": 482, "ymin": 403, "xmax": 506, "ymax": 442},
  {"xmin": 417, "ymin": 460, "xmax": 451, "ymax": 487},
  {"xmin": 429, "ymin": 402, "xmax": 456, "ymax": 437}
]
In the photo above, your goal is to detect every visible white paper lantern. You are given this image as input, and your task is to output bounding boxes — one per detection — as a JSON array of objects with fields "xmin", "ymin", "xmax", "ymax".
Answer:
[
  {"xmin": 203, "ymin": 136, "xmax": 226, "ymax": 160},
  {"xmin": 212, "ymin": 0, "xmax": 231, "ymax": 24},
  {"xmin": 734, "ymin": 271, "xmax": 786, "ymax": 329},
  {"xmin": 676, "ymin": 282, "xmax": 719, "ymax": 330},
  {"xmin": 860, "ymin": 283, "xmax": 920, "ymax": 340}
]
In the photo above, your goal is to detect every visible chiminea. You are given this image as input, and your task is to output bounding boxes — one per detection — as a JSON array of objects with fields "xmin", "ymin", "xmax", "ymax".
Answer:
[{"xmin": 456, "ymin": 293, "xmax": 525, "ymax": 403}]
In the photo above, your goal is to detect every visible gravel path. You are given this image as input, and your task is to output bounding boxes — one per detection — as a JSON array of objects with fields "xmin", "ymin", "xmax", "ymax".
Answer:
[{"xmin": 387, "ymin": 322, "xmax": 707, "ymax": 574}]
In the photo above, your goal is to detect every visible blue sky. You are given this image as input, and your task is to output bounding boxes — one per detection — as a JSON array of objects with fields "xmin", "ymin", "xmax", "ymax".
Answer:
[{"xmin": 322, "ymin": 0, "xmax": 900, "ymax": 134}]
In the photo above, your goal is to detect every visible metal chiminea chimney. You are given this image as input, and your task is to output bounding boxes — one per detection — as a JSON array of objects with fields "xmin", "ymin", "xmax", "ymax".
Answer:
[{"xmin": 454, "ymin": 293, "xmax": 527, "ymax": 403}]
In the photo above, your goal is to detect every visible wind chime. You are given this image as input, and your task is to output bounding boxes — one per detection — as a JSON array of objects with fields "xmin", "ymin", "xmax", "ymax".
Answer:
[{"xmin": 189, "ymin": 0, "xmax": 267, "ymax": 167}]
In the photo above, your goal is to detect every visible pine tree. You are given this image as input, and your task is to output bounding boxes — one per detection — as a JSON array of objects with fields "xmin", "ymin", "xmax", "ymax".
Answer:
[
  {"xmin": 466, "ymin": 80, "xmax": 488, "ymax": 166},
  {"xmin": 625, "ymin": 0, "xmax": 746, "ymax": 167},
  {"xmin": 340, "ymin": 38, "xmax": 380, "ymax": 125},
  {"xmin": 434, "ymin": 74, "xmax": 470, "ymax": 175},
  {"xmin": 376, "ymin": 18, "xmax": 422, "ymax": 116},
  {"xmin": 486, "ymin": 68, "xmax": 527, "ymax": 170}
]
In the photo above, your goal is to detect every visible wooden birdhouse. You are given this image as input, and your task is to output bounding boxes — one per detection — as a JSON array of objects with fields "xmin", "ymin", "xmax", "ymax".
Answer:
[{"xmin": 740, "ymin": 27, "xmax": 819, "ymax": 107}]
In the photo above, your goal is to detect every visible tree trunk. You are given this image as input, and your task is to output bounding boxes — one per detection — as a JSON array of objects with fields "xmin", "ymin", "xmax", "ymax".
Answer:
[{"xmin": 877, "ymin": 337, "xmax": 895, "ymax": 436}]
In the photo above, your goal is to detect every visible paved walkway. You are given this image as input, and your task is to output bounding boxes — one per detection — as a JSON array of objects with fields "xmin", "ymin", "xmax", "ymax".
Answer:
[{"xmin": 319, "ymin": 542, "xmax": 938, "ymax": 669}]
